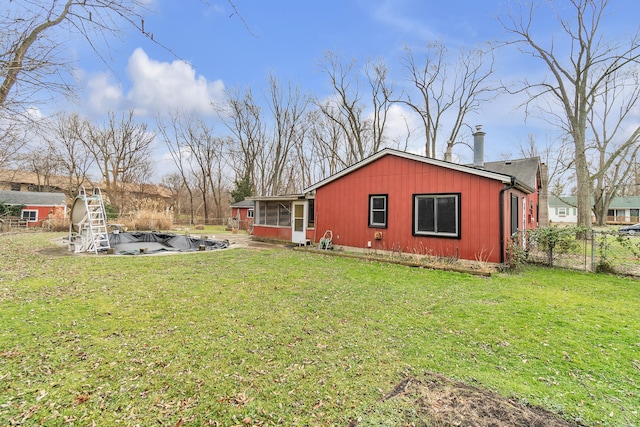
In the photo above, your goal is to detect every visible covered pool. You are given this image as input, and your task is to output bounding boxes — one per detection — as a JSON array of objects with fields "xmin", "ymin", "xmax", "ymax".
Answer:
[{"xmin": 107, "ymin": 232, "xmax": 229, "ymax": 255}]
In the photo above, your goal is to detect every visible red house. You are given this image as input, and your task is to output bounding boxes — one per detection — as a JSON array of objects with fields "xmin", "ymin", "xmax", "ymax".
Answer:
[
  {"xmin": 251, "ymin": 131, "xmax": 545, "ymax": 265},
  {"xmin": 0, "ymin": 190, "xmax": 67, "ymax": 227},
  {"xmin": 229, "ymin": 199, "xmax": 254, "ymax": 231}
]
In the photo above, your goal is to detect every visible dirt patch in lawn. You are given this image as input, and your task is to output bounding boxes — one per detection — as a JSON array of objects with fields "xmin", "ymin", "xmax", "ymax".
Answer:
[{"xmin": 350, "ymin": 373, "xmax": 580, "ymax": 427}]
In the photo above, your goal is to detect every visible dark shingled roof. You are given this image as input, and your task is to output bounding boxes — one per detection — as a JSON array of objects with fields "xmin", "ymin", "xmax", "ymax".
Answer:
[
  {"xmin": 0, "ymin": 191, "xmax": 66, "ymax": 206},
  {"xmin": 483, "ymin": 157, "xmax": 541, "ymax": 191}
]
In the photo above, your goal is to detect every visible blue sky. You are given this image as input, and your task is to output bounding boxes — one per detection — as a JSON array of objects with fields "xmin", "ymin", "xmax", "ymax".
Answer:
[{"xmin": 66, "ymin": 0, "xmax": 640, "ymax": 165}]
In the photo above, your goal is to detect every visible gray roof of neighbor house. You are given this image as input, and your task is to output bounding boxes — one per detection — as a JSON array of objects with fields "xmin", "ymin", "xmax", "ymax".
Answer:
[
  {"xmin": 0, "ymin": 190, "xmax": 67, "ymax": 206},
  {"xmin": 230, "ymin": 199, "xmax": 254, "ymax": 208},
  {"xmin": 549, "ymin": 195, "xmax": 640, "ymax": 208},
  {"xmin": 483, "ymin": 157, "xmax": 541, "ymax": 191}
]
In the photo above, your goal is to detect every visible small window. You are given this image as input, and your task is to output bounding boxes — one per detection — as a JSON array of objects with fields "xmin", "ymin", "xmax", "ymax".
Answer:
[
  {"xmin": 10, "ymin": 183, "xmax": 20, "ymax": 191},
  {"xmin": 369, "ymin": 195, "xmax": 387, "ymax": 228},
  {"xmin": 307, "ymin": 199, "xmax": 315, "ymax": 229},
  {"xmin": 247, "ymin": 209, "xmax": 254, "ymax": 219},
  {"xmin": 558, "ymin": 207, "xmax": 567, "ymax": 217},
  {"xmin": 413, "ymin": 194, "xmax": 460, "ymax": 238},
  {"xmin": 21, "ymin": 210, "xmax": 38, "ymax": 222}
]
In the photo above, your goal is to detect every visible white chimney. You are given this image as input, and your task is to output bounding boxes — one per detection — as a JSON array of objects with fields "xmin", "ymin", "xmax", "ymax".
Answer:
[{"xmin": 473, "ymin": 125, "xmax": 486, "ymax": 168}]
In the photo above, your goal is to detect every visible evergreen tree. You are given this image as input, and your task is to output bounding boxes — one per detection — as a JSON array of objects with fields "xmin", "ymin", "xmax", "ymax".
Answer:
[{"xmin": 230, "ymin": 173, "xmax": 254, "ymax": 203}]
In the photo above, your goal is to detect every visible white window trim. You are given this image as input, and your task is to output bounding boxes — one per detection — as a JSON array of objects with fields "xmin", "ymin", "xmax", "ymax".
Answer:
[
  {"xmin": 21, "ymin": 209, "xmax": 38, "ymax": 222},
  {"xmin": 369, "ymin": 195, "xmax": 388, "ymax": 228}
]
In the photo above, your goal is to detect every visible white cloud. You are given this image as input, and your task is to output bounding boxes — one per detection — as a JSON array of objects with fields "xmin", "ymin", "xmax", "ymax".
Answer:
[
  {"xmin": 369, "ymin": 0, "xmax": 439, "ymax": 42},
  {"xmin": 86, "ymin": 73, "xmax": 123, "ymax": 113},
  {"xmin": 382, "ymin": 103, "xmax": 425, "ymax": 154},
  {"xmin": 125, "ymin": 48, "xmax": 225, "ymax": 115},
  {"xmin": 83, "ymin": 48, "xmax": 225, "ymax": 116}
]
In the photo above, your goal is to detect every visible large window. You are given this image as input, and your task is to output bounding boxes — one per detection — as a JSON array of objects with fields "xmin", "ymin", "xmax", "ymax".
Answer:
[
  {"xmin": 369, "ymin": 194, "xmax": 387, "ymax": 228},
  {"xmin": 256, "ymin": 201, "xmax": 291, "ymax": 226},
  {"xmin": 413, "ymin": 194, "xmax": 460, "ymax": 238}
]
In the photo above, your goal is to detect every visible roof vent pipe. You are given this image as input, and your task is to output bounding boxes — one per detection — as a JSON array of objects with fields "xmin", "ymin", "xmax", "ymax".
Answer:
[{"xmin": 473, "ymin": 125, "xmax": 486, "ymax": 168}]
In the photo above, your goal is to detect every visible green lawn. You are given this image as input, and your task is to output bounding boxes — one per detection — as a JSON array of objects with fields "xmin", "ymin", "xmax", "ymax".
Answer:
[{"xmin": 1, "ymin": 233, "xmax": 638, "ymax": 426}]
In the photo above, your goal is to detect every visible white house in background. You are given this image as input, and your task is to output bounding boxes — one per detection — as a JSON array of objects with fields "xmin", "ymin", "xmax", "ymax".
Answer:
[
  {"xmin": 548, "ymin": 195, "xmax": 640, "ymax": 224},
  {"xmin": 548, "ymin": 196, "xmax": 579, "ymax": 223}
]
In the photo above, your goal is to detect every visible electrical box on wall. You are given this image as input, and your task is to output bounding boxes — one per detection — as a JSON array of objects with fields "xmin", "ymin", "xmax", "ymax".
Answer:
[{"xmin": 374, "ymin": 231, "xmax": 383, "ymax": 240}]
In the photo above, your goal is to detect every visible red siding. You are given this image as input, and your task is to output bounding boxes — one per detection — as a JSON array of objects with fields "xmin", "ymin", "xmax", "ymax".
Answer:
[
  {"xmin": 315, "ymin": 155, "xmax": 511, "ymax": 263},
  {"xmin": 252, "ymin": 225, "xmax": 291, "ymax": 240},
  {"xmin": 231, "ymin": 207, "xmax": 254, "ymax": 230},
  {"xmin": 23, "ymin": 205, "xmax": 65, "ymax": 227}
]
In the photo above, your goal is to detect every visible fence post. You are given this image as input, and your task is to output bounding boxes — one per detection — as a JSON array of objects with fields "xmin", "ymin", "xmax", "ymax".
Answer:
[{"xmin": 591, "ymin": 230, "xmax": 596, "ymax": 272}]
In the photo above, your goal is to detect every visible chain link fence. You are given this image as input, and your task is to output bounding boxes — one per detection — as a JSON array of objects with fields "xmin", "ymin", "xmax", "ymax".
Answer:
[{"xmin": 512, "ymin": 227, "xmax": 640, "ymax": 277}]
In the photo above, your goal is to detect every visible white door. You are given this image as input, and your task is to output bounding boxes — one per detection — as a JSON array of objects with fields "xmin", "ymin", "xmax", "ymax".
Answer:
[{"xmin": 291, "ymin": 201, "xmax": 306, "ymax": 244}]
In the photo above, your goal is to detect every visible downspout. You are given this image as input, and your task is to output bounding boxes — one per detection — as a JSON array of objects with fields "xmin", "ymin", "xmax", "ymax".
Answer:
[{"xmin": 499, "ymin": 176, "xmax": 517, "ymax": 264}]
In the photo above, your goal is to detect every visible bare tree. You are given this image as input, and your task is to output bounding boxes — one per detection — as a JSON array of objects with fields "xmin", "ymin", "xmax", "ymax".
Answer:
[
  {"xmin": 220, "ymin": 76, "xmax": 309, "ymax": 196},
  {"xmin": 501, "ymin": 0, "xmax": 640, "ymax": 230},
  {"xmin": 158, "ymin": 111, "xmax": 229, "ymax": 224},
  {"xmin": 161, "ymin": 172, "xmax": 184, "ymax": 213},
  {"xmin": 399, "ymin": 41, "xmax": 496, "ymax": 159},
  {"xmin": 76, "ymin": 110, "xmax": 154, "ymax": 214},
  {"xmin": 263, "ymin": 74, "xmax": 309, "ymax": 195},
  {"xmin": 184, "ymin": 120, "xmax": 227, "ymax": 224},
  {"xmin": 316, "ymin": 52, "xmax": 395, "ymax": 166},
  {"xmin": 16, "ymin": 146, "xmax": 60, "ymax": 192},
  {"xmin": 589, "ymin": 71, "xmax": 640, "ymax": 224},
  {"xmin": 0, "ymin": 122, "xmax": 27, "ymax": 169},
  {"xmin": 518, "ymin": 133, "xmax": 574, "ymax": 198},
  {"xmin": 366, "ymin": 59, "xmax": 395, "ymax": 156},
  {"xmin": 0, "ymin": 0, "xmax": 162, "ymax": 115},
  {"xmin": 157, "ymin": 111, "xmax": 197, "ymax": 224},
  {"xmin": 38, "ymin": 113, "xmax": 94, "ymax": 197},
  {"xmin": 218, "ymin": 86, "xmax": 266, "ymax": 194},
  {"xmin": 306, "ymin": 108, "xmax": 347, "ymax": 178}
]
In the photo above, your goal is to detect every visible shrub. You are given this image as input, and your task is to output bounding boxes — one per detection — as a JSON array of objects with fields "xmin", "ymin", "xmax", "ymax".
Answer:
[
  {"xmin": 506, "ymin": 236, "xmax": 528, "ymax": 271},
  {"xmin": 41, "ymin": 218, "xmax": 69, "ymax": 232},
  {"xmin": 117, "ymin": 198, "xmax": 174, "ymax": 231},
  {"xmin": 528, "ymin": 225, "xmax": 589, "ymax": 267}
]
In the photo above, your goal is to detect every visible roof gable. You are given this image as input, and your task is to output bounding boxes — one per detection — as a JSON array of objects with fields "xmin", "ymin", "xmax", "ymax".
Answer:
[
  {"xmin": 484, "ymin": 157, "xmax": 541, "ymax": 190},
  {"xmin": 304, "ymin": 148, "xmax": 534, "ymax": 194}
]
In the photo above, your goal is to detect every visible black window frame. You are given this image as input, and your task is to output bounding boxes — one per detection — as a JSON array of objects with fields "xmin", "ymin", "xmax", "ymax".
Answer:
[
  {"xmin": 412, "ymin": 193, "xmax": 461, "ymax": 239},
  {"xmin": 307, "ymin": 199, "xmax": 315, "ymax": 229},
  {"xmin": 369, "ymin": 194, "xmax": 388, "ymax": 229}
]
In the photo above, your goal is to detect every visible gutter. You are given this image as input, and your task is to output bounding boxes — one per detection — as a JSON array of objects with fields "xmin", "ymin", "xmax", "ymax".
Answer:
[{"xmin": 499, "ymin": 176, "xmax": 517, "ymax": 264}]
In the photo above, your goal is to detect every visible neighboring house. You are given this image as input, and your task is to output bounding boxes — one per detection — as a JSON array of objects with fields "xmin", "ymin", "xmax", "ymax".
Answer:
[
  {"xmin": 549, "ymin": 195, "xmax": 640, "ymax": 224},
  {"xmin": 548, "ymin": 196, "xmax": 580, "ymax": 223},
  {"xmin": 251, "ymin": 129, "xmax": 546, "ymax": 265},
  {"xmin": 607, "ymin": 197, "xmax": 640, "ymax": 224},
  {"xmin": 0, "ymin": 169, "xmax": 77, "ymax": 193},
  {"xmin": 0, "ymin": 190, "xmax": 67, "ymax": 227},
  {"xmin": 0, "ymin": 169, "xmax": 173, "ymax": 210},
  {"xmin": 230, "ymin": 199, "xmax": 254, "ymax": 231}
]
